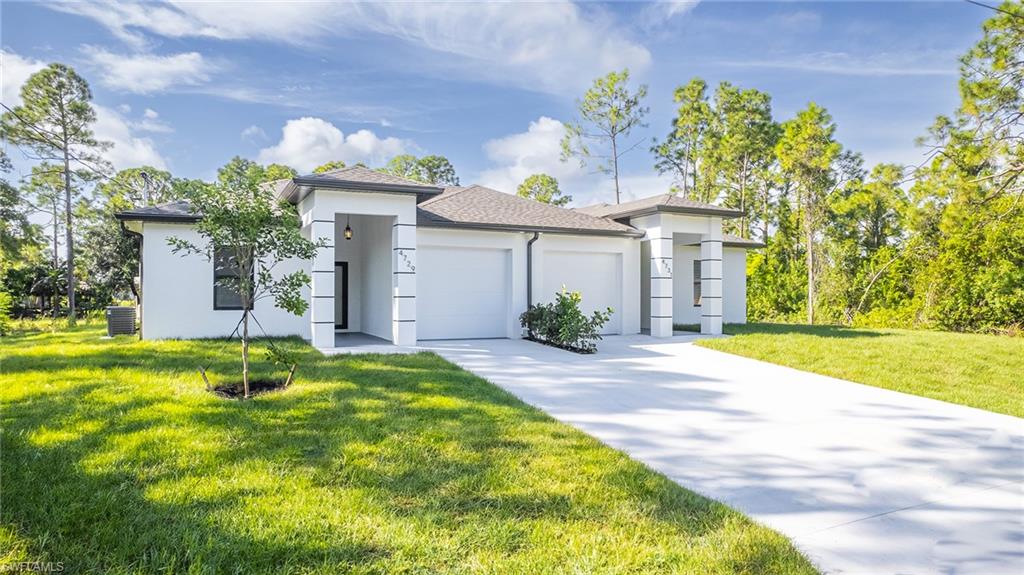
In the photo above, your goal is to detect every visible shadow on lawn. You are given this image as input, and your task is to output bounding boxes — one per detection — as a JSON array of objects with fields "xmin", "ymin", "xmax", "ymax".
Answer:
[
  {"xmin": 2, "ymin": 334, "xmax": 777, "ymax": 572},
  {"xmin": 1, "ymin": 381, "xmax": 388, "ymax": 571}
]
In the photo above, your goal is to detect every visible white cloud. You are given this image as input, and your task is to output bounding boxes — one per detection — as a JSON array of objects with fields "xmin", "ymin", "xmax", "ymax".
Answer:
[
  {"xmin": 478, "ymin": 116, "xmax": 582, "ymax": 193},
  {"xmin": 638, "ymin": 0, "xmax": 700, "ymax": 30},
  {"xmin": 241, "ymin": 125, "xmax": 267, "ymax": 143},
  {"xmin": 1, "ymin": 50, "xmax": 47, "ymax": 106},
  {"xmin": 351, "ymin": 2, "xmax": 652, "ymax": 94},
  {"xmin": 716, "ymin": 51, "xmax": 957, "ymax": 77},
  {"xmin": 81, "ymin": 46, "xmax": 215, "ymax": 93},
  {"xmin": 54, "ymin": 1, "xmax": 651, "ymax": 95},
  {"xmin": 478, "ymin": 116, "xmax": 671, "ymax": 206},
  {"xmin": 49, "ymin": 1, "xmax": 210, "ymax": 49},
  {"xmin": 0, "ymin": 50, "xmax": 167, "ymax": 171},
  {"xmin": 257, "ymin": 117, "xmax": 412, "ymax": 173},
  {"xmin": 131, "ymin": 108, "xmax": 173, "ymax": 133},
  {"xmin": 592, "ymin": 173, "xmax": 676, "ymax": 204},
  {"xmin": 92, "ymin": 105, "xmax": 168, "ymax": 170}
]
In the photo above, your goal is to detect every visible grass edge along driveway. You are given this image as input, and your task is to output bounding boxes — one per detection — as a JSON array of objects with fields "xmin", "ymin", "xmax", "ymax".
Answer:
[
  {"xmin": 1, "ymin": 322, "xmax": 817, "ymax": 574},
  {"xmin": 694, "ymin": 323, "xmax": 1023, "ymax": 418}
]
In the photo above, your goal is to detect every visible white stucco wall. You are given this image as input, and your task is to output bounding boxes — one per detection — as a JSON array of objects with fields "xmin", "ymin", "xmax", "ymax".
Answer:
[
  {"xmin": 298, "ymin": 189, "xmax": 418, "ymax": 347},
  {"xmin": 139, "ymin": 222, "xmax": 310, "ymax": 340},
  {"xmin": 359, "ymin": 215, "xmax": 395, "ymax": 341},
  {"xmin": 333, "ymin": 216, "xmax": 365, "ymax": 332},
  {"xmin": 723, "ymin": 248, "xmax": 748, "ymax": 324},
  {"xmin": 416, "ymin": 228, "xmax": 641, "ymax": 338},
  {"xmin": 672, "ymin": 245, "xmax": 747, "ymax": 325},
  {"xmin": 137, "ymin": 209, "xmax": 739, "ymax": 342},
  {"xmin": 534, "ymin": 234, "xmax": 640, "ymax": 335},
  {"xmin": 416, "ymin": 228, "xmax": 526, "ymax": 340}
]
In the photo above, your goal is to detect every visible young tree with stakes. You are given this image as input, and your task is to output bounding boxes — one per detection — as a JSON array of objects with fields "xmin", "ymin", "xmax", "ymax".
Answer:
[{"xmin": 168, "ymin": 164, "xmax": 323, "ymax": 398}]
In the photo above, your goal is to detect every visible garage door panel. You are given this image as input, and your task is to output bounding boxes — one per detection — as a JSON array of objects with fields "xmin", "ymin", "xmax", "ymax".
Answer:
[
  {"xmin": 541, "ymin": 251, "xmax": 622, "ymax": 335},
  {"xmin": 418, "ymin": 246, "xmax": 509, "ymax": 340}
]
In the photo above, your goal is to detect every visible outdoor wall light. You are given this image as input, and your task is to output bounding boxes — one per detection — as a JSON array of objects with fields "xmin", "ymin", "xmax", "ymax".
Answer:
[{"xmin": 344, "ymin": 215, "xmax": 353, "ymax": 240}]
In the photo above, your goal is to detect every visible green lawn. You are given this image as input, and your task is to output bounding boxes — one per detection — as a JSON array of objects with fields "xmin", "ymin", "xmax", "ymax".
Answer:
[
  {"xmin": 696, "ymin": 323, "xmax": 1024, "ymax": 418},
  {"xmin": 1, "ymin": 322, "xmax": 815, "ymax": 574}
]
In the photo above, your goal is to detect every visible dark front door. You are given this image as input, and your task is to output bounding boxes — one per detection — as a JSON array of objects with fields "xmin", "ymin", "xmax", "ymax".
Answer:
[{"xmin": 335, "ymin": 261, "xmax": 349, "ymax": 330}]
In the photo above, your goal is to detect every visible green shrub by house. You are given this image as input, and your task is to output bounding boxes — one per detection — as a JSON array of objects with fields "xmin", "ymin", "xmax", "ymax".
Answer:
[{"xmin": 521, "ymin": 289, "xmax": 612, "ymax": 353}]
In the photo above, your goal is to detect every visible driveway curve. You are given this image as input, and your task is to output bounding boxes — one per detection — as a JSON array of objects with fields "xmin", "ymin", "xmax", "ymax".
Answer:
[{"xmin": 425, "ymin": 335, "xmax": 1024, "ymax": 574}]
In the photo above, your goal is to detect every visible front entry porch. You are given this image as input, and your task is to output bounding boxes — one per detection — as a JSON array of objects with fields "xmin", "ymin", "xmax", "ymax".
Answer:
[
  {"xmin": 300, "ymin": 188, "xmax": 418, "ymax": 349},
  {"xmin": 635, "ymin": 213, "xmax": 724, "ymax": 337}
]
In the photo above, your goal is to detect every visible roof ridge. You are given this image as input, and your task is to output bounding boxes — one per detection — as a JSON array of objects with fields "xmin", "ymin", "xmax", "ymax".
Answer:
[
  {"xmin": 417, "ymin": 185, "xmax": 474, "ymax": 207},
  {"xmin": 318, "ymin": 166, "xmax": 357, "ymax": 176}
]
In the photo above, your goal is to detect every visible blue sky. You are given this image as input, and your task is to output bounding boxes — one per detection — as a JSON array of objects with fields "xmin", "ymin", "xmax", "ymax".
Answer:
[{"xmin": 1, "ymin": 1, "xmax": 989, "ymax": 206}]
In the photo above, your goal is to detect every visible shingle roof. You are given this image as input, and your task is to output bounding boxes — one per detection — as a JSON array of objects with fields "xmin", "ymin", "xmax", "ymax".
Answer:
[
  {"xmin": 576, "ymin": 194, "xmax": 743, "ymax": 219},
  {"xmin": 677, "ymin": 233, "xmax": 765, "ymax": 248},
  {"xmin": 115, "ymin": 184, "xmax": 753, "ymax": 244},
  {"xmin": 114, "ymin": 200, "xmax": 199, "ymax": 222},
  {"xmin": 280, "ymin": 165, "xmax": 444, "ymax": 203},
  {"xmin": 309, "ymin": 165, "xmax": 442, "ymax": 189},
  {"xmin": 418, "ymin": 185, "xmax": 643, "ymax": 237},
  {"xmin": 722, "ymin": 233, "xmax": 765, "ymax": 248}
]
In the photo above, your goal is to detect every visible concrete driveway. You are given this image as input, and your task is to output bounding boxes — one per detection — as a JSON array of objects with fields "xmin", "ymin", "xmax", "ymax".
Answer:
[{"xmin": 425, "ymin": 335, "xmax": 1024, "ymax": 574}]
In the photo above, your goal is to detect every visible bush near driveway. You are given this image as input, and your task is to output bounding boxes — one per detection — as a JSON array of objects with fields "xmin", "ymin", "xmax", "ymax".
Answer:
[
  {"xmin": 0, "ymin": 321, "xmax": 816, "ymax": 574},
  {"xmin": 521, "ymin": 289, "xmax": 613, "ymax": 353}
]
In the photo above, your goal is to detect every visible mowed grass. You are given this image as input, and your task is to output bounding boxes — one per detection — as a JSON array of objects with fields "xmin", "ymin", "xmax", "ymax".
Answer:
[
  {"xmin": 0, "ymin": 322, "xmax": 816, "ymax": 574},
  {"xmin": 697, "ymin": 323, "xmax": 1024, "ymax": 418}
]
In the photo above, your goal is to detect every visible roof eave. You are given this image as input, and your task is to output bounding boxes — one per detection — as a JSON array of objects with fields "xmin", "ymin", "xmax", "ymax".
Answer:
[
  {"xmin": 612, "ymin": 205, "xmax": 745, "ymax": 220},
  {"xmin": 724, "ymin": 240, "xmax": 765, "ymax": 249},
  {"xmin": 113, "ymin": 212, "xmax": 200, "ymax": 223},
  {"xmin": 418, "ymin": 219, "xmax": 644, "ymax": 238},
  {"xmin": 281, "ymin": 176, "xmax": 444, "ymax": 205},
  {"xmin": 681, "ymin": 238, "xmax": 766, "ymax": 249}
]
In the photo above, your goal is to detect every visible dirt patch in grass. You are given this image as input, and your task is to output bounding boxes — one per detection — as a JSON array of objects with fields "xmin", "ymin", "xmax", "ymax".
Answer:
[{"xmin": 211, "ymin": 379, "xmax": 288, "ymax": 399}]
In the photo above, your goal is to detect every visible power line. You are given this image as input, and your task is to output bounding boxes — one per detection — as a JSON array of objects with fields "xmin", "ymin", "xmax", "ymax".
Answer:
[{"xmin": 964, "ymin": 0, "xmax": 1024, "ymax": 20}]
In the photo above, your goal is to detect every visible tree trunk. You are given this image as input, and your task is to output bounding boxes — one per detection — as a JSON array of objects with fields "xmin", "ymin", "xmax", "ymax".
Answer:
[
  {"xmin": 681, "ymin": 142, "xmax": 691, "ymax": 199},
  {"xmin": 806, "ymin": 226, "xmax": 815, "ymax": 325},
  {"xmin": 62, "ymin": 147, "xmax": 75, "ymax": 324},
  {"xmin": 611, "ymin": 136, "xmax": 621, "ymax": 204},
  {"xmin": 761, "ymin": 184, "xmax": 770, "ymax": 244},
  {"xmin": 739, "ymin": 155, "xmax": 749, "ymax": 239},
  {"xmin": 242, "ymin": 310, "xmax": 250, "ymax": 398},
  {"xmin": 52, "ymin": 198, "xmax": 59, "ymax": 320}
]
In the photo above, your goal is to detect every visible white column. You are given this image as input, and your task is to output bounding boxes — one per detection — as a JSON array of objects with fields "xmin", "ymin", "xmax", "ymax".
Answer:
[
  {"xmin": 392, "ymin": 219, "xmax": 417, "ymax": 346},
  {"xmin": 308, "ymin": 217, "xmax": 336, "ymax": 348},
  {"xmin": 700, "ymin": 225, "xmax": 723, "ymax": 335},
  {"xmin": 649, "ymin": 235, "xmax": 674, "ymax": 338}
]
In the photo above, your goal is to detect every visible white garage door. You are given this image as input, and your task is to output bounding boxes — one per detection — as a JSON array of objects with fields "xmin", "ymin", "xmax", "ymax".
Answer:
[
  {"xmin": 542, "ymin": 251, "xmax": 622, "ymax": 334},
  {"xmin": 418, "ymin": 246, "xmax": 510, "ymax": 340}
]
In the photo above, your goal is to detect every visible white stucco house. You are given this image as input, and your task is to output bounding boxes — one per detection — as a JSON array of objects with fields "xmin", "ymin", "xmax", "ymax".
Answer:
[{"xmin": 116, "ymin": 166, "xmax": 761, "ymax": 349}]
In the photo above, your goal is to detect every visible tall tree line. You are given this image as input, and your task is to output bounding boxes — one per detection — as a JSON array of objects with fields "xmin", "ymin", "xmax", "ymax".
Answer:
[
  {"xmin": 0, "ymin": 61, "xmax": 464, "ymax": 324},
  {"xmin": 1, "ymin": 2, "xmax": 1019, "ymax": 334},
  {"xmin": 642, "ymin": 1, "xmax": 1023, "ymax": 332}
]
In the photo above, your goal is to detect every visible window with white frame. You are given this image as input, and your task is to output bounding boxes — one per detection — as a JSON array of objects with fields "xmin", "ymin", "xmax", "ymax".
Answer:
[
  {"xmin": 693, "ymin": 259, "xmax": 702, "ymax": 307},
  {"xmin": 213, "ymin": 248, "xmax": 252, "ymax": 310}
]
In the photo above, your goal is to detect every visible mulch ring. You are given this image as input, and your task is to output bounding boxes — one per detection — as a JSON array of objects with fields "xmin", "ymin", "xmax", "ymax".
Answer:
[
  {"xmin": 523, "ymin": 336, "xmax": 596, "ymax": 355},
  {"xmin": 211, "ymin": 379, "xmax": 288, "ymax": 399}
]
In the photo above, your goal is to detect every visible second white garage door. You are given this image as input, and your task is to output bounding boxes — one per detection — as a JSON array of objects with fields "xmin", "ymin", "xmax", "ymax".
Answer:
[
  {"xmin": 418, "ymin": 246, "xmax": 510, "ymax": 340},
  {"xmin": 541, "ymin": 251, "xmax": 622, "ymax": 334}
]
